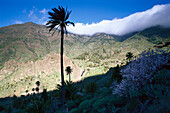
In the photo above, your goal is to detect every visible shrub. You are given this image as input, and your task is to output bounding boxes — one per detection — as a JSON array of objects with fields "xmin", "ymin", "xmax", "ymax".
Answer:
[
  {"xmin": 113, "ymin": 50, "xmax": 169, "ymax": 96},
  {"xmin": 4, "ymin": 106, "xmax": 12, "ymax": 113},
  {"xmin": 13, "ymin": 98, "xmax": 23, "ymax": 109},
  {"xmin": 122, "ymin": 99, "xmax": 140, "ymax": 113},
  {"xmin": 36, "ymin": 81, "xmax": 40, "ymax": 87},
  {"xmin": 25, "ymin": 99, "xmax": 46, "ymax": 113},
  {"xmin": 110, "ymin": 95, "xmax": 127, "ymax": 107},
  {"xmin": 152, "ymin": 69, "xmax": 169, "ymax": 85},
  {"xmin": 0, "ymin": 105, "xmax": 5, "ymax": 112},
  {"xmin": 104, "ymin": 80, "xmax": 112, "ymax": 88},
  {"xmin": 67, "ymin": 100, "xmax": 76, "ymax": 110},
  {"xmin": 83, "ymin": 93, "xmax": 93, "ymax": 100},
  {"xmin": 142, "ymin": 83, "xmax": 168, "ymax": 100},
  {"xmin": 41, "ymin": 89, "xmax": 48, "ymax": 102},
  {"xmin": 111, "ymin": 65, "xmax": 122, "ymax": 83},
  {"xmin": 79, "ymin": 99, "xmax": 95, "ymax": 112},
  {"xmin": 93, "ymin": 96, "xmax": 119, "ymax": 113},
  {"xmin": 32, "ymin": 88, "xmax": 35, "ymax": 92},
  {"xmin": 145, "ymin": 95, "xmax": 170, "ymax": 113},
  {"xmin": 69, "ymin": 108, "xmax": 80, "ymax": 113},
  {"xmin": 35, "ymin": 87, "xmax": 39, "ymax": 93},
  {"xmin": 96, "ymin": 87, "xmax": 111, "ymax": 96},
  {"xmin": 85, "ymin": 82, "xmax": 98, "ymax": 94},
  {"xmin": 73, "ymin": 98, "xmax": 83, "ymax": 106}
]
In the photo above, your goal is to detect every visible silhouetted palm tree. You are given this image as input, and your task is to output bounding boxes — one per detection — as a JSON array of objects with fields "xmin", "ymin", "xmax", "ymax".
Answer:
[
  {"xmin": 46, "ymin": 6, "xmax": 74, "ymax": 106},
  {"xmin": 126, "ymin": 52, "xmax": 133, "ymax": 62},
  {"xmin": 65, "ymin": 66, "xmax": 72, "ymax": 82}
]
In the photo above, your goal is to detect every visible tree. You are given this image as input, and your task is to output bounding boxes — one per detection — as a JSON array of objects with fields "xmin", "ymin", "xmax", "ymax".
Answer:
[
  {"xmin": 126, "ymin": 52, "xmax": 133, "ymax": 62},
  {"xmin": 111, "ymin": 64, "xmax": 122, "ymax": 83},
  {"xmin": 36, "ymin": 81, "xmax": 40, "ymax": 93},
  {"xmin": 36, "ymin": 81, "xmax": 40, "ymax": 87},
  {"xmin": 65, "ymin": 66, "xmax": 73, "ymax": 82},
  {"xmin": 46, "ymin": 6, "xmax": 74, "ymax": 107}
]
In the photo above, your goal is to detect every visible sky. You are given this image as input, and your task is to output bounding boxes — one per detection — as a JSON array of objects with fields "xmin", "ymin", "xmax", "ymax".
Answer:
[{"xmin": 0, "ymin": 0, "xmax": 170, "ymax": 35}]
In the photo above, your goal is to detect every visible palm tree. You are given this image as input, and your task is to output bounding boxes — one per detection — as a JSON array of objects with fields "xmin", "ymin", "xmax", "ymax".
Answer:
[
  {"xmin": 65, "ymin": 66, "xmax": 72, "ymax": 82},
  {"xmin": 46, "ymin": 6, "xmax": 74, "ymax": 107},
  {"xmin": 126, "ymin": 52, "xmax": 133, "ymax": 62}
]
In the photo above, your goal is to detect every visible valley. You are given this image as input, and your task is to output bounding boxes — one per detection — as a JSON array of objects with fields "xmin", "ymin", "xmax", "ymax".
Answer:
[{"xmin": 0, "ymin": 22, "xmax": 170, "ymax": 97}]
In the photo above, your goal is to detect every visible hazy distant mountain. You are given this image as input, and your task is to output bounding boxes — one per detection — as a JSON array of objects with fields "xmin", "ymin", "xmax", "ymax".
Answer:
[{"xmin": 0, "ymin": 22, "xmax": 169, "ymax": 97}]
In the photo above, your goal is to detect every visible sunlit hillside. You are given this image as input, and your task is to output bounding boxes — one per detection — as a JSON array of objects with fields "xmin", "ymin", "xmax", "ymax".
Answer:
[{"xmin": 0, "ymin": 22, "xmax": 170, "ymax": 97}]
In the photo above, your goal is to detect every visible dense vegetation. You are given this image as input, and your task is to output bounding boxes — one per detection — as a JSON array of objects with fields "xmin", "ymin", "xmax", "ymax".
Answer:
[{"xmin": 0, "ymin": 49, "xmax": 169, "ymax": 113}]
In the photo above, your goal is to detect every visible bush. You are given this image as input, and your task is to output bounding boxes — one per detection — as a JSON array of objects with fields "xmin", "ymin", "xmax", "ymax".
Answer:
[
  {"xmin": 95, "ymin": 87, "xmax": 111, "ymax": 96},
  {"xmin": 67, "ymin": 100, "xmax": 77, "ymax": 110},
  {"xmin": 152, "ymin": 69, "xmax": 169, "ymax": 85},
  {"xmin": 13, "ymin": 98, "xmax": 23, "ymax": 109},
  {"xmin": 122, "ymin": 99, "xmax": 140, "ymax": 113},
  {"xmin": 93, "ymin": 96, "xmax": 119, "ymax": 113},
  {"xmin": 85, "ymin": 82, "xmax": 98, "ymax": 94},
  {"xmin": 113, "ymin": 50, "xmax": 170, "ymax": 96},
  {"xmin": 0, "ymin": 105, "xmax": 5, "ymax": 112},
  {"xmin": 25, "ymin": 99, "xmax": 46, "ymax": 113},
  {"xmin": 79, "ymin": 99, "xmax": 95, "ymax": 112},
  {"xmin": 111, "ymin": 65, "xmax": 122, "ymax": 83},
  {"xmin": 4, "ymin": 106, "xmax": 12, "ymax": 113},
  {"xmin": 69, "ymin": 108, "xmax": 80, "ymax": 113},
  {"xmin": 104, "ymin": 80, "xmax": 112, "ymax": 88},
  {"xmin": 110, "ymin": 95, "xmax": 127, "ymax": 107},
  {"xmin": 41, "ymin": 89, "xmax": 48, "ymax": 102},
  {"xmin": 56, "ymin": 81, "xmax": 79, "ymax": 100},
  {"xmin": 83, "ymin": 93, "xmax": 93, "ymax": 100}
]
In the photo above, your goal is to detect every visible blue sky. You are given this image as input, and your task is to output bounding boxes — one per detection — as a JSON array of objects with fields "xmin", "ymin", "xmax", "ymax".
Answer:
[{"xmin": 0, "ymin": 0, "xmax": 170, "ymax": 35}]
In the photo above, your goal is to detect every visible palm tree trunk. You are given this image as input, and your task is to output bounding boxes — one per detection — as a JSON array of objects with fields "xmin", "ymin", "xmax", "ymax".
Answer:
[
  {"xmin": 60, "ymin": 26, "xmax": 65, "ymax": 108},
  {"xmin": 69, "ymin": 74, "xmax": 71, "ymax": 82}
]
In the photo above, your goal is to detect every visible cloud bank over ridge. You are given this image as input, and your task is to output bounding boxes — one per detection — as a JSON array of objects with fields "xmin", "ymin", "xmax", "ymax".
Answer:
[{"xmin": 67, "ymin": 4, "xmax": 170, "ymax": 36}]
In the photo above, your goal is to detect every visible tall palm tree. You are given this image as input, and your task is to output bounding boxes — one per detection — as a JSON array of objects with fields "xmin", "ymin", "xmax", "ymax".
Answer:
[
  {"xmin": 65, "ymin": 66, "xmax": 72, "ymax": 82},
  {"xmin": 46, "ymin": 6, "xmax": 74, "ymax": 106}
]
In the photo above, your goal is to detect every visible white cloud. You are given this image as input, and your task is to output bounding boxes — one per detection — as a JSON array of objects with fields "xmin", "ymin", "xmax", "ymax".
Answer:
[
  {"xmin": 67, "ymin": 4, "xmax": 170, "ymax": 36},
  {"xmin": 28, "ymin": 6, "xmax": 37, "ymax": 17},
  {"xmin": 14, "ymin": 21, "xmax": 23, "ymax": 24},
  {"xmin": 28, "ymin": 10, "xmax": 34, "ymax": 17},
  {"xmin": 39, "ymin": 8, "xmax": 48, "ymax": 15},
  {"xmin": 27, "ymin": 7, "xmax": 48, "ymax": 25}
]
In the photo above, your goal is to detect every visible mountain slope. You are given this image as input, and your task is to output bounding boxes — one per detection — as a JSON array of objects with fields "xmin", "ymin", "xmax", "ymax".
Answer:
[{"xmin": 0, "ymin": 22, "xmax": 170, "ymax": 97}]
